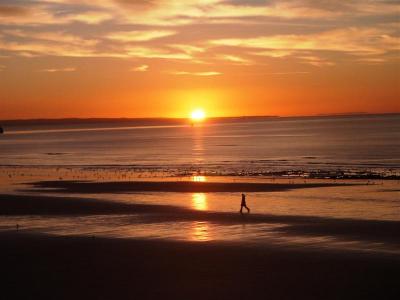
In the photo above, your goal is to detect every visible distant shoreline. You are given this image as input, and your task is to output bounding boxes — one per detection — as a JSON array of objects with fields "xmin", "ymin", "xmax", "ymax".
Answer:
[
  {"xmin": 1, "ymin": 165, "xmax": 399, "ymax": 180},
  {"xmin": 25, "ymin": 180, "xmax": 355, "ymax": 194},
  {"xmin": 1, "ymin": 112, "xmax": 399, "ymax": 126}
]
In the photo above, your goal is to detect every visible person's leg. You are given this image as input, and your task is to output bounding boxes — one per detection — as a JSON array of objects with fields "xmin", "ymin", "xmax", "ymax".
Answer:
[
  {"xmin": 240, "ymin": 206, "xmax": 243, "ymax": 214},
  {"xmin": 246, "ymin": 205, "xmax": 250, "ymax": 213}
]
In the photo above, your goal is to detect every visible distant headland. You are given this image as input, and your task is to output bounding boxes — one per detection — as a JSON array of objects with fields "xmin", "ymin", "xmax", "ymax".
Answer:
[{"xmin": 1, "ymin": 112, "xmax": 399, "ymax": 126}]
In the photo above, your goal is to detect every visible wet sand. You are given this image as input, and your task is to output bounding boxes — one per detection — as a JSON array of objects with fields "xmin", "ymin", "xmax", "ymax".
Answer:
[
  {"xmin": 0, "ymin": 194, "xmax": 188, "ymax": 215},
  {"xmin": 1, "ymin": 180, "xmax": 399, "ymax": 299},
  {"xmin": 1, "ymin": 194, "xmax": 400, "ymax": 250},
  {"xmin": 27, "ymin": 180, "xmax": 355, "ymax": 193},
  {"xmin": 1, "ymin": 231, "xmax": 399, "ymax": 300}
]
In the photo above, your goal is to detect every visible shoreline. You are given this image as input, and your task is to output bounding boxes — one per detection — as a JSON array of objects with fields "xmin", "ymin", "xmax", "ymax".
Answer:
[
  {"xmin": 1, "ymin": 164, "xmax": 399, "ymax": 180},
  {"xmin": 25, "ymin": 180, "xmax": 357, "ymax": 193},
  {"xmin": 1, "ymin": 193, "xmax": 400, "ymax": 249},
  {"xmin": 1, "ymin": 177, "xmax": 399, "ymax": 299}
]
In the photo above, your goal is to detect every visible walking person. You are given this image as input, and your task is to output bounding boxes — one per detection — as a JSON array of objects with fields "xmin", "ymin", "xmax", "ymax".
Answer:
[{"xmin": 240, "ymin": 193, "xmax": 250, "ymax": 214}]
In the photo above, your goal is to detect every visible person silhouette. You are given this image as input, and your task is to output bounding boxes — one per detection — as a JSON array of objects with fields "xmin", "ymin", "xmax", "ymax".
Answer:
[{"xmin": 240, "ymin": 193, "xmax": 250, "ymax": 214}]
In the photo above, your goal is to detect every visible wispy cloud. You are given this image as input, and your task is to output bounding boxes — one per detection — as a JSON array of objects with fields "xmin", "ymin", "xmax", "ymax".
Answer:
[
  {"xmin": 131, "ymin": 64, "xmax": 149, "ymax": 72},
  {"xmin": 217, "ymin": 54, "xmax": 253, "ymax": 65},
  {"xmin": 251, "ymin": 50, "xmax": 294, "ymax": 58},
  {"xmin": 210, "ymin": 27, "xmax": 400, "ymax": 56},
  {"xmin": 169, "ymin": 71, "xmax": 222, "ymax": 76},
  {"xmin": 4, "ymin": 29, "xmax": 98, "ymax": 47},
  {"xmin": 0, "ymin": 39, "xmax": 98, "ymax": 57},
  {"xmin": 0, "ymin": 4, "xmax": 112, "ymax": 25},
  {"xmin": 0, "ymin": 36, "xmax": 192, "ymax": 59},
  {"xmin": 67, "ymin": 11, "xmax": 113, "ymax": 24},
  {"xmin": 299, "ymin": 56, "xmax": 335, "ymax": 67},
  {"xmin": 356, "ymin": 57, "xmax": 388, "ymax": 64},
  {"xmin": 39, "ymin": 67, "xmax": 76, "ymax": 72},
  {"xmin": 270, "ymin": 71, "xmax": 309, "ymax": 75},
  {"xmin": 0, "ymin": 0, "xmax": 398, "ymax": 68},
  {"xmin": 126, "ymin": 47, "xmax": 192, "ymax": 60},
  {"xmin": 0, "ymin": 5, "xmax": 30, "ymax": 17},
  {"xmin": 1, "ymin": 1, "xmax": 399, "ymax": 27},
  {"xmin": 107, "ymin": 30, "xmax": 176, "ymax": 42},
  {"xmin": 169, "ymin": 44, "xmax": 205, "ymax": 54}
]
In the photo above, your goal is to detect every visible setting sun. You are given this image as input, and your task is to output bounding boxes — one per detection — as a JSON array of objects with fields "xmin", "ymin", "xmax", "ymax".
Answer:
[{"xmin": 190, "ymin": 109, "xmax": 206, "ymax": 122}]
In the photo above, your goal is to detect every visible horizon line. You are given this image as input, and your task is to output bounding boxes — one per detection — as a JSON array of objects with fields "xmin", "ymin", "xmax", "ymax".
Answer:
[{"xmin": 1, "ymin": 112, "xmax": 399, "ymax": 123}]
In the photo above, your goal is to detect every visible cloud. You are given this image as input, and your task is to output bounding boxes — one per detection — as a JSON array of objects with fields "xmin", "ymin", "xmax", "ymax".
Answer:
[
  {"xmin": 0, "ymin": 39, "xmax": 195, "ymax": 59},
  {"xmin": 105, "ymin": 0, "xmax": 400, "ymax": 27},
  {"xmin": 216, "ymin": 54, "xmax": 253, "ymax": 65},
  {"xmin": 169, "ymin": 70, "xmax": 222, "ymax": 76},
  {"xmin": 131, "ymin": 64, "xmax": 149, "ymax": 71},
  {"xmin": 299, "ymin": 56, "xmax": 335, "ymax": 67},
  {"xmin": 1, "ymin": 0, "xmax": 399, "ymax": 29},
  {"xmin": 109, "ymin": 0, "xmax": 343, "ymax": 27},
  {"xmin": 206, "ymin": 2, "xmax": 343, "ymax": 19},
  {"xmin": 35, "ymin": 0, "xmax": 343, "ymax": 28},
  {"xmin": 106, "ymin": 30, "xmax": 176, "ymax": 42},
  {"xmin": 0, "ymin": 5, "xmax": 58, "ymax": 25},
  {"xmin": 0, "ymin": 28, "xmax": 191, "ymax": 59},
  {"xmin": 0, "ymin": 28, "xmax": 196, "ymax": 59},
  {"xmin": 0, "ymin": 40, "xmax": 93, "ymax": 57},
  {"xmin": 67, "ymin": 11, "xmax": 113, "ymax": 24},
  {"xmin": 39, "ymin": 67, "xmax": 76, "ymax": 72},
  {"xmin": 347, "ymin": 0, "xmax": 400, "ymax": 16},
  {"xmin": 125, "ymin": 47, "xmax": 192, "ymax": 59},
  {"xmin": 210, "ymin": 27, "xmax": 400, "ymax": 55},
  {"xmin": 356, "ymin": 57, "xmax": 388, "ymax": 64},
  {"xmin": 221, "ymin": 0, "xmax": 400, "ymax": 18},
  {"xmin": 251, "ymin": 50, "xmax": 294, "ymax": 58},
  {"xmin": 0, "ymin": 0, "xmax": 398, "ymax": 68},
  {"xmin": 4, "ymin": 30, "xmax": 98, "ymax": 47},
  {"xmin": 0, "ymin": 29, "xmax": 100, "ymax": 57},
  {"xmin": 0, "ymin": 5, "xmax": 30, "ymax": 17},
  {"xmin": 270, "ymin": 71, "xmax": 309, "ymax": 75},
  {"xmin": 169, "ymin": 44, "xmax": 205, "ymax": 54},
  {"xmin": 0, "ymin": 3, "xmax": 113, "ymax": 25}
]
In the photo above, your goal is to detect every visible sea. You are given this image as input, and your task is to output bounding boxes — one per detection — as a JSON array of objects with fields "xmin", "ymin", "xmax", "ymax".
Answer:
[
  {"xmin": 0, "ymin": 114, "xmax": 399, "ymax": 253},
  {"xmin": 1, "ymin": 114, "xmax": 399, "ymax": 178}
]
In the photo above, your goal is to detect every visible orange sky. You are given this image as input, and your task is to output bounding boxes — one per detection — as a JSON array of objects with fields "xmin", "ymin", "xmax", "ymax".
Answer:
[{"xmin": 0, "ymin": 0, "xmax": 399, "ymax": 119}]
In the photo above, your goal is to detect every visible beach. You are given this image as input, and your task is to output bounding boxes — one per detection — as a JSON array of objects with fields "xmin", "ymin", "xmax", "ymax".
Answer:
[
  {"xmin": 1, "ymin": 178, "xmax": 400, "ymax": 299},
  {"xmin": 1, "ymin": 115, "xmax": 399, "ymax": 299}
]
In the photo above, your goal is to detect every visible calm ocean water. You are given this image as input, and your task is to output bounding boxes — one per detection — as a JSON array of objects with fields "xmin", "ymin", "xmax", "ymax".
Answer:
[
  {"xmin": 1, "ymin": 114, "xmax": 399, "ymax": 177},
  {"xmin": 1, "ymin": 114, "xmax": 399, "ymax": 250}
]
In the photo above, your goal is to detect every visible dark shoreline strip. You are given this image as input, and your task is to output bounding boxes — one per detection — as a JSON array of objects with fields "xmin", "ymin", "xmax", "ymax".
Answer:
[
  {"xmin": 26, "ymin": 180, "xmax": 357, "ymax": 193},
  {"xmin": 0, "ymin": 194, "xmax": 187, "ymax": 215}
]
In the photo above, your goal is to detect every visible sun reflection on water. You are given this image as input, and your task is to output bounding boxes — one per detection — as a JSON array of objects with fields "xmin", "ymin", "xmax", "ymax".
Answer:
[
  {"xmin": 192, "ymin": 193, "xmax": 208, "ymax": 211},
  {"xmin": 192, "ymin": 175, "xmax": 207, "ymax": 182},
  {"xmin": 191, "ymin": 221, "xmax": 210, "ymax": 241}
]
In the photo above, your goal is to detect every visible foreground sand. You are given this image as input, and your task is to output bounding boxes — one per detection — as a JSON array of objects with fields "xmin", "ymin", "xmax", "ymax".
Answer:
[
  {"xmin": 2, "ymin": 193, "xmax": 400, "ymax": 247},
  {"xmin": 1, "ymin": 231, "xmax": 399, "ymax": 300},
  {"xmin": 1, "ymin": 180, "xmax": 399, "ymax": 299}
]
